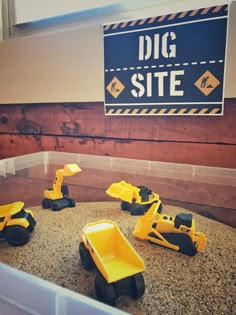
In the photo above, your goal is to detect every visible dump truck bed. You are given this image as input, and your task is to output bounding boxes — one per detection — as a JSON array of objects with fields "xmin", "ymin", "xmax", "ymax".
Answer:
[
  {"xmin": 0, "ymin": 201, "xmax": 25, "ymax": 217},
  {"xmin": 81, "ymin": 220, "xmax": 145, "ymax": 283}
]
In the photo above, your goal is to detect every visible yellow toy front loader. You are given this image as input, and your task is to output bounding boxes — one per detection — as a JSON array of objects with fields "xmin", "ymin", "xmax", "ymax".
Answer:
[
  {"xmin": 42, "ymin": 163, "xmax": 81, "ymax": 211},
  {"xmin": 106, "ymin": 180, "xmax": 162, "ymax": 215},
  {"xmin": 133, "ymin": 201, "xmax": 207, "ymax": 256}
]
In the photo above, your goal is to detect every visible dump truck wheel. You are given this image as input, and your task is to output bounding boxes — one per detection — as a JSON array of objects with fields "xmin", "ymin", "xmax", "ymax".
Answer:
[
  {"xmin": 131, "ymin": 273, "xmax": 145, "ymax": 299},
  {"xmin": 95, "ymin": 273, "xmax": 116, "ymax": 306},
  {"xmin": 131, "ymin": 204, "xmax": 145, "ymax": 216},
  {"xmin": 42, "ymin": 198, "xmax": 50, "ymax": 209},
  {"xmin": 79, "ymin": 242, "xmax": 95, "ymax": 271},
  {"xmin": 121, "ymin": 201, "xmax": 131, "ymax": 211},
  {"xmin": 5, "ymin": 226, "xmax": 30, "ymax": 246}
]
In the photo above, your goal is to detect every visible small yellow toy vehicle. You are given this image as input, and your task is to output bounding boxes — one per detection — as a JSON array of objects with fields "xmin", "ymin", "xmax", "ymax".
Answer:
[
  {"xmin": 133, "ymin": 201, "xmax": 207, "ymax": 256},
  {"xmin": 42, "ymin": 163, "xmax": 81, "ymax": 211},
  {"xmin": 79, "ymin": 220, "xmax": 145, "ymax": 306},
  {"xmin": 106, "ymin": 180, "xmax": 162, "ymax": 215},
  {"xmin": 0, "ymin": 201, "xmax": 36, "ymax": 246}
]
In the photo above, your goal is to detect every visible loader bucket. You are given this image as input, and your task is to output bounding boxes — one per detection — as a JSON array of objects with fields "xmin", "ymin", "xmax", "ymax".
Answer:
[
  {"xmin": 81, "ymin": 220, "xmax": 145, "ymax": 283},
  {"xmin": 106, "ymin": 181, "xmax": 138, "ymax": 203}
]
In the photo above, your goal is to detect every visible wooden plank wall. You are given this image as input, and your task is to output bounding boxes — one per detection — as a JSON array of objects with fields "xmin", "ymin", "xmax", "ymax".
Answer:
[
  {"xmin": 0, "ymin": 98, "xmax": 236, "ymax": 168},
  {"xmin": 0, "ymin": 165, "xmax": 235, "ymax": 228},
  {"xmin": 0, "ymin": 99, "xmax": 235, "ymax": 227}
]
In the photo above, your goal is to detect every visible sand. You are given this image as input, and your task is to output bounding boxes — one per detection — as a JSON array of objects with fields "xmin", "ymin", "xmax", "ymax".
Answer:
[{"xmin": 1, "ymin": 202, "xmax": 235, "ymax": 315}]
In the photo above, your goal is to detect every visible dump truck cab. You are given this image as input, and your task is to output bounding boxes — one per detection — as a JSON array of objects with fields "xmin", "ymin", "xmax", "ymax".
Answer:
[{"xmin": 0, "ymin": 201, "xmax": 36, "ymax": 246}]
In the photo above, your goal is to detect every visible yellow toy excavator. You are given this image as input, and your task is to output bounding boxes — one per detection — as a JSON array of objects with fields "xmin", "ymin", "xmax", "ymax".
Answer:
[
  {"xmin": 133, "ymin": 200, "xmax": 207, "ymax": 256},
  {"xmin": 42, "ymin": 163, "xmax": 81, "ymax": 211},
  {"xmin": 106, "ymin": 180, "xmax": 162, "ymax": 215}
]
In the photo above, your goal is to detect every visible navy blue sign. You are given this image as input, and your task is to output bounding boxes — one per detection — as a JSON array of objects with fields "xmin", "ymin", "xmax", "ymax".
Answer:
[{"xmin": 103, "ymin": 5, "xmax": 229, "ymax": 115}]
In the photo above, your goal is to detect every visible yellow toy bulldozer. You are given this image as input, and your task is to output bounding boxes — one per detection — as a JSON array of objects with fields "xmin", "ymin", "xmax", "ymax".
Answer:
[
  {"xmin": 42, "ymin": 163, "xmax": 81, "ymax": 211},
  {"xmin": 106, "ymin": 180, "xmax": 162, "ymax": 215},
  {"xmin": 0, "ymin": 201, "xmax": 36, "ymax": 246},
  {"xmin": 133, "ymin": 201, "xmax": 207, "ymax": 256}
]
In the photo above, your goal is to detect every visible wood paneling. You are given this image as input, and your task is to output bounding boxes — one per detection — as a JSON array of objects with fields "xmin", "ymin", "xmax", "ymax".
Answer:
[
  {"xmin": 0, "ymin": 99, "xmax": 235, "ymax": 227},
  {"xmin": 0, "ymin": 99, "xmax": 236, "ymax": 143},
  {"xmin": 0, "ymin": 134, "xmax": 235, "ymax": 168},
  {"xmin": 0, "ymin": 175, "xmax": 235, "ymax": 228},
  {"xmin": 0, "ymin": 99, "xmax": 235, "ymax": 168},
  {"xmin": 26, "ymin": 165, "xmax": 236, "ymax": 210}
]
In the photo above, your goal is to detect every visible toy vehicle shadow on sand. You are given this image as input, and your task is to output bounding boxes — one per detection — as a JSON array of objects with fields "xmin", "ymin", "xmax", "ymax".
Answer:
[
  {"xmin": 133, "ymin": 200, "xmax": 207, "ymax": 256},
  {"xmin": 79, "ymin": 220, "xmax": 145, "ymax": 306},
  {"xmin": 0, "ymin": 201, "xmax": 36, "ymax": 246},
  {"xmin": 106, "ymin": 180, "xmax": 162, "ymax": 216}
]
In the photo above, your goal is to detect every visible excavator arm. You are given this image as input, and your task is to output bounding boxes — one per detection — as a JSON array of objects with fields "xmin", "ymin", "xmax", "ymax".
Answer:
[
  {"xmin": 51, "ymin": 164, "xmax": 81, "ymax": 198},
  {"xmin": 43, "ymin": 163, "xmax": 81, "ymax": 211},
  {"xmin": 44, "ymin": 164, "xmax": 81, "ymax": 200}
]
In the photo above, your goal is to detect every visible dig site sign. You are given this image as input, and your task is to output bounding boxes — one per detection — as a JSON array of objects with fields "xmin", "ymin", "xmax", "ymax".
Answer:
[{"xmin": 103, "ymin": 4, "xmax": 229, "ymax": 115}]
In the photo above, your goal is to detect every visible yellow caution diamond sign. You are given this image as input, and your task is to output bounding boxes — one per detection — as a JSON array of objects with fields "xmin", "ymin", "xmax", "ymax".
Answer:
[
  {"xmin": 106, "ymin": 77, "xmax": 125, "ymax": 99},
  {"xmin": 194, "ymin": 70, "xmax": 220, "ymax": 96}
]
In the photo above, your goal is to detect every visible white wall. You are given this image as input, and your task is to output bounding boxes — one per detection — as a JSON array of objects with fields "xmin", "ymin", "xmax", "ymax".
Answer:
[
  {"xmin": 13, "ymin": 0, "xmax": 125, "ymax": 24},
  {"xmin": 0, "ymin": 0, "xmax": 235, "ymax": 103},
  {"xmin": 12, "ymin": 0, "xmax": 176, "ymax": 25}
]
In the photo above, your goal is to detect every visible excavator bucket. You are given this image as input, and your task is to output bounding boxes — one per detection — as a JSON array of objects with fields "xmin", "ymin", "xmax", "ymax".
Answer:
[
  {"xmin": 63, "ymin": 164, "xmax": 82, "ymax": 175},
  {"xmin": 106, "ymin": 181, "xmax": 139, "ymax": 204}
]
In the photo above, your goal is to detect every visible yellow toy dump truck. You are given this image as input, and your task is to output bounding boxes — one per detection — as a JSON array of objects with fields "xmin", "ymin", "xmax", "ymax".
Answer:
[
  {"xmin": 0, "ymin": 201, "xmax": 36, "ymax": 246},
  {"xmin": 42, "ymin": 163, "xmax": 81, "ymax": 211},
  {"xmin": 79, "ymin": 220, "xmax": 145, "ymax": 306},
  {"xmin": 133, "ymin": 201, "xmax": 207, "ymax": 256},
  {"xmin": 106, "ymin": 180, "xmax": 162, "ymax": 216}
]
